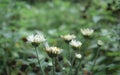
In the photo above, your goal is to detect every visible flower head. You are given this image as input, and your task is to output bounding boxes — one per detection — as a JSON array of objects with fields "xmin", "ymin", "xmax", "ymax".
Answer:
[
  {"xmin": 80, "ymin": 28, "xmax": 94, "ymax": 36},
  {"xmin": 97, "ymin": 40, "xmax": 104, "ymax": 46},
  {"xmin": 27, "ymin": 33, "xmax": 46, "ymax": 47},
  {"xmin": 48, "ymin": 62, "xmax": 53, "ymax": 66},
  {"xmin": 45, "ymin": 43, "xmax": 62, "ymax": 58},
  {"xmin": 69, "ymin": 40, "xmax": 82, "ymax": 49},
  {"xmin": 61, "ymin": 34, "xmax": 76, "ymax": 43},
  {"xmin": 75, "ymin": 53, "xmax": 82, "ymax": 59}
]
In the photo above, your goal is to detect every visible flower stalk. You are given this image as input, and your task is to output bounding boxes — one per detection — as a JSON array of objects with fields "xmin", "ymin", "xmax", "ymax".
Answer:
[
  {"xmin": 74, "ymin": 53, "xmax": 82, "ymax": 75},
  {"xmin": 52, "ymin": 57, "xmax": 55, "ymax": 75},
  {"xmin": 74, "ymin": 61, "xmax": 81, "ymax": 75},
  {"xmin": 35, "ymin": 47, "xmax": 45, "ymax": 75},
  {"xmin": 68, "ymin": 45, "xmax": 71, "ymax": 62},
  {"xmin": 68, "ymin": 57, "xmax": 75, "ymax": 75},
  {"xmin": 91, "ymin": 47, "xmax": 100, "ymax": 73}
]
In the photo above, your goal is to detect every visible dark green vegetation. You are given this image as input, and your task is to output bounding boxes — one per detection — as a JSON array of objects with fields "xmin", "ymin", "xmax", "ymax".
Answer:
[{"xmin": 0, "ymin": 0, "xmax": 120, "ymax": 75}]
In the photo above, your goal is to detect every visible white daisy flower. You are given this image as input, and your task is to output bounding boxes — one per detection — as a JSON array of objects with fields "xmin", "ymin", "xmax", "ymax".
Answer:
[
  {"xmin": 75, "ymin": 53, "xmax": 82, "ymax": 59},
  {"xmin": 48, "ymin": 62, "xmax": 53, "ymax": 66},
  {"xmin": 69, "ymin": 40, "xmax": 82, "ymax": 48},
  {"xmin": 80, "ymin": 28, "xmax": 94, "ymax": 36},
  {"xmin": 45, "ymin": 44, "xmax": 62, "ymax": 57},
  {"xmin": 97, "ymin": 40, "xmax": 104, "ymax": 46},
  {"xmin": 46, "ymin": 46, "xmax": 61, "ymax": 54},
  {"xmin": 61, "ymin": 34, "xmax": 76, "ymax": 42},
  {"xmin": 27, "ymin": 33, "xmax": 46, "ymax": 47}
]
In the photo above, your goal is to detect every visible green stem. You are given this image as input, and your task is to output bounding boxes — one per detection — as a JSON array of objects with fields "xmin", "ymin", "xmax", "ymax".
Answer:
[
  {"xmin": 69, "ymin": 45, "xmax": 72, "ymax": 63},
  {"xmin": 91, "ymin": 47, "xmax": 100, "ymax": 73},
  {"xmin": 68, "ymin": 57, "xmax": 75, "ymax": 75},
  {"xmin": 4, "ymin": 47, "xmax": 10, "ymax": 75},
  {"xmin": 74, "ymin": 49, "xmax": 81, "ymax": 75},
  {"xmin": 52, "ymin": 57, "xmax": 55, "ymax": 75},
  {"xmin": 74, "ymin": 61, "xmax": 81, "ymax": 75},
  {"xmin": 35, "ymin": 47, "xmax": 45, "ymax": 75}
]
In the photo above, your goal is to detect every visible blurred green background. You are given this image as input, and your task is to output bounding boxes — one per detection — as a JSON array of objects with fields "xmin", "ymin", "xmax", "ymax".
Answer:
[{"xmin": 0, "ymin": 0, "xmax": 120, "ymax": 75}]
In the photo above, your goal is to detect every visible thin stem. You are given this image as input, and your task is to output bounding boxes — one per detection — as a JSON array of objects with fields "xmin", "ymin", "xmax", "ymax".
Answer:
[
  {"xmin": 68, "ymin": 57, "xmax": 75, "ymax": 75},
  {"xmin": 52, "ymin": 57, "xmax": 55, "ymax": 75},
  {"xmin": 74, "ymin": 48, "xmax": 81, "ymax": 75},
  {"xmin": 74, "ymin": 61, "xmax": 81, "ymax": 75},
  {"xmin": 91, "ymin": 47, "xmax": 100, "ymax": 73},
  {"xmin": 68, "ymin": 45, "xmax": 71, "ymax": 61},
  {"xmin": 35, "ymin": 47, "xmax": 45, "ymax": 75}
]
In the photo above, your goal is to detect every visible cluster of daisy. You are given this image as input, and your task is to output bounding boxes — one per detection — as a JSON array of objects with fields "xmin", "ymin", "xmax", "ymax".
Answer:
[
  {"xmin": 26, "ymin": 28, "xmax": 104, "ymax": 75},
  {"xmin": 27, "ymin": 33, "xmax": 62, "ymax": 58},
  {"xmin": 60, "ymin": 28, "xmax": 97, "ymax": 59},
  {"xmin": 26, "ymin": 28, "xmax": 102, "ymax": 59},
  {"xmin": 61, "ymin": 34, "xmax": 82, "ymax": 59}
]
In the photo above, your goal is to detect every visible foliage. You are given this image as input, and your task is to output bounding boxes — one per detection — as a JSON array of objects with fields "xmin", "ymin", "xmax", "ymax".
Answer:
[{"xmin": 0, "ymin": 0, "xmax": 120, "ymax": 75}]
